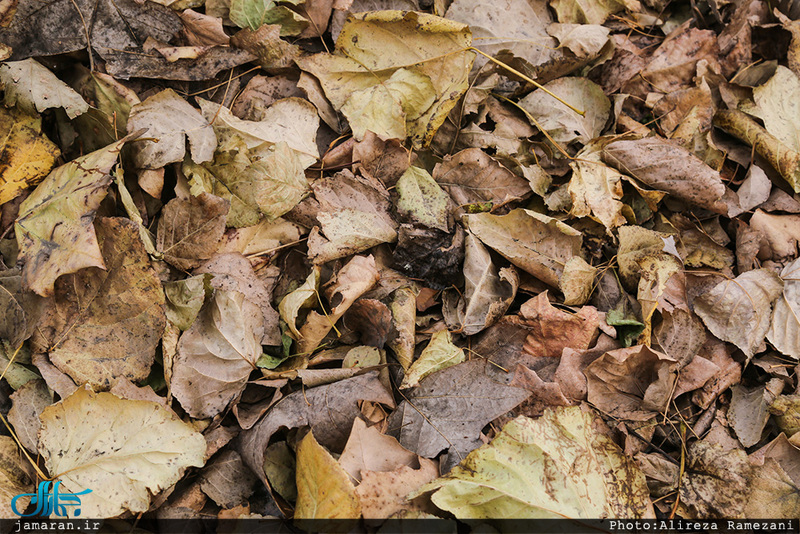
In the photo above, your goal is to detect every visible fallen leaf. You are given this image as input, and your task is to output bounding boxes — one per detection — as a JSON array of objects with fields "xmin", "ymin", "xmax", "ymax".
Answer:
[
  {"xmin": 636, "ymin": 253, "xmax": 683, "ymax": 343},
  {"xmin": 465, "ymin": 209, "xmax": 582, "ymax": 287},
  {"xmin": 549, "ymin": 0, "xmax": 628, "ymax": 24},
  {"xmin": 603, "ymin": 138, "xmax": 727, "ymax": 213},
  {"xmin": 38, "ymin": 387, "xmax": 206, "ymax": 518},
  {"xmin": 163, "ymin": 275, "xmax": 209, "ymax": 331},
  {"xmin": 0, "ymin": 107, "xmax": 59, "ymax": 205},
  {"xmin": 694, "ymin": 269, "xmax": 784, "ymax": 359},
  {"xmin": 127, "ymin": 89, "xmax": 216, "ymax": 169},
  {"xmin": 443, "ymin": 232, "xmax": 518, "ymax": 336},
  {"xmin": 198, "ymin": 97, "xmax": 319, "ymax": 169},
  {"xmin": 752, "ymin": 66, "xmax": 800, "ymax": 153},
  {"xmin": 387, "ymin": 359, "xmax": 530, "ymax": 460},
  {"xmin": 749, "ymin": 209, "xmax": 800, "ymax": 259},
  {"xmin": 0, "ymin": 436, "xmax": 33, "ymax": 518},
  {"xmin": 157, "ymin": 193, "xmax": 230, "ymax": 271},
  {"xmin": 356, "ymin": 459, "xmax": 439, "ymax": 520},
  {"xmin": 0, "ymin": 59, "xmax": 88, "ymax": 118},
  {"xmin": 432, "ymin": 148, "xmax": 532, "ymax": 210},
  {"xmin": 199, "ymin": 450, "xmax": 257, "ymax": 509},
  {"xmin": 392, "ymin": 224, "xmax": 464, "ymax": 290},
  {"xmin": 238, "ymin": 371, "xmax": 394, "ymax": 483},
  {"xmin": 728, "ymin": 385, "xmax": 770, "ymax": 448},
  {"xmin": 229, "ymin": 0, "xmax": 308, "ymax": 35},
  {"xmin": 519, "ymin": 77, "xmax": 610, "ymax": 145},
  {"xmin": 295, "ymin": 429, "xmax": 361, "ymax": 519},
  {"xmin": 677, "ymin": 441, "xmax": 751, "ymax": 519},
  {"xmin": 339, "ymin": 418, "xmax": 418, "ymax": 482},
  {"xmin": 394, "ymin": 167, "xmax": 450, "ymax": 232},
  {"xmin": 746, "ymin": 435, "xmax": 800, "ymax": 519},
  {"xmin": 616, "ymin": 225, "xmax": 670, "ymax": 291},
  {"xmin": 401, "ymin": 330, "xmax": 464, "ymax": 389},
  {"xmin": 559, "ymin": 256, "xmax": 597, "ymax": 306},
  {"xmin": 279, "ymin": 267, "xmax": 320, "ymax": 338},
  {"xmin": 767, "ymin": 257, "xmax": 800, "ymax": 360},
  {"xmin": 297, "ymin": 10, "xmax": 473, "ymax": 148},
  {"xmin": 307, "ymin": 171, "xmax": 397, "ymax": 264},
  {"xmin": 568, "ymin": 138, "xmax": 628, "ymax": 232},
  {"xmin": 262, "ymin": 441, "xmax": 296, "ymax": 502},
  {"xmin": 548, "ymin": 23, "xmax": 610, "ymax": 57},
  {"xmin": 171, "ymin": 289, "xmax": 265, "ymax": 419},
  {"xmin": 519, "ymin": 291, "xmax": 600, "ymax": 358},
  {"xmin": 386, "ymin": 287, "xmax": 416, "ymax": 370},
  {"xmin": 8, "ymin": 379, "xmax": 52, "ymax": 453},
  {"xmin": 415, "ymin": 408, "xmax": 654, "ymax": 518},
  {"xmin": 32, "ymin": 218, "xmax": 167, "ymax": 388},
  {"xmin": 0, "ymin": 269, "xmax": 44, "ymax": 347},
  {"xmin": 15, "ymin": 138, "xmax": 125, "ymax": 296}
]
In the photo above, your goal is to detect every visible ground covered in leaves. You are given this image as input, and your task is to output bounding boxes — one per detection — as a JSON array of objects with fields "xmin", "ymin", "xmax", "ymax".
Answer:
[{"xmin": 0, "ymin": 0, "xmax": 799, "ymax": 526}]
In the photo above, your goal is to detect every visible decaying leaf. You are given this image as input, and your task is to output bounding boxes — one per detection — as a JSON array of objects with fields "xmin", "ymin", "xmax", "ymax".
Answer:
[
  {"xmin": 295, "ymin": 430, "xmax": 361, "ymax": 519},
  {"xmin": 229, "ymin": 0, "xmax": 308, "ymax": 35},
  {"xmin": 694, "ymin": 269, "xmax": 783, "ymax": 358},
  {"xmin": 171, "ymin": 289, "xmax": 264, "ymax": 418},
  {"xmin": 38, "ymin": 387, "xmax": 206, "ymax": 518},
  {"xmin": 395, "ymin": 167, "xmax": 450, "ymax": 232},
  {"xmin": 0, "ymin": 436, "xmax": 33, "ymax": 518},
  {"xmin": 465, "ymin": 209, "xmax": 582, "ymax": 287},
  {"xmin": 157, "ymin": 193, "xmax": 229, "ymax": 271},
  {"xmin": 444, "ymin": 232, "xmax": 518, "ymax": 335},
  {"xmin": 8, "ymin": 379, "xmax": 52, "ymax": 453},
  {"xmin": 33, "ymin": 218, "xmax": 166, "ymax": 388},
  {"xmin": 415, "ymin": 408, "xmax": 654, "ymax": 518},
  {"xmin": 568, "ymin": 138, "xmax": 628, "ymax": 232},
  {"xmin": 15, "ymin": 138, "xmax": 125, "ymax": 296}
]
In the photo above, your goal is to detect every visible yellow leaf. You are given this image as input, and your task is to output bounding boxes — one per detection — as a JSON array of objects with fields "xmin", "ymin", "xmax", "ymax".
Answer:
[
  {"xmin": 295, "ymin": 430, "xmax": 361, "ymax": 520},
  {"xmin": 0, "ymin": 107, "xmax": 59, "ymax": 205}
]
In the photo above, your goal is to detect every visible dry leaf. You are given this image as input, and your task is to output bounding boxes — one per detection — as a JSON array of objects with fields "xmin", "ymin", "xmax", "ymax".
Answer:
[
  {"xmin": 8, "ymin": 378, "xmax": 52, "ymax": 453},
  {"xmin": 356, "ymin": 459, "xmax": 439, "ymax": 520},
  {"xmin": 401, "ymin": 330, "xmax": 465, "ymax": 389},
  {"xmin": 157, "ymin": 193, "xmax": 230, "ymax": 270},
  {"xmin": 767, "ymin": 256, "xmax": 800, "ymax": 359},
  {"xmin": 0, "ymin": 436, "xmax": 33, "ymax": 518},
  {"xmin": 0, "ymin": 106, "xmax": 59, "ymax": 205},
  {"xmin": 295, "ymin": 430, "xmax": 361, "ymax": 519},
  {"xmin": 519, "ymin": 291, "xmax": 600, "ymax": 358},
  {"xmin": 0, "ymin": 59, "xmax": 88, "ymax": 118}
]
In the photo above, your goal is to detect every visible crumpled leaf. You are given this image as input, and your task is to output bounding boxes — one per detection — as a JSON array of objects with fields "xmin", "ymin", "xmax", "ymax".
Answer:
[
  {"xmin": 395, "ymin": 167, "xmax": 450, "ymax": 232},
  {"xmin": 163, "ymin": 275, "xmax": 210, "ymax": 331},
  {"xmin": 38, "ymin": 387, "xmax": 206, "ymax": 518},
  {"xmin": 198, "ymin": 97, "xmax": 319, "ymax": 169},
  {"xmin": 401, "ymin": 330, "xmax": 465, "ymax": 389},
  {"xmin": 636, "ymin": 253, "xmax": 683, "ymax": 344},
  {"xmin": 239, "ymin": 372, "xmax": 394, "ymax": 483},
  {"xmin": 415, "ymin": 408, "xmax": 654, "ymax": 518},
  {"xmin": 770, "ymin": 395, "xmax": 800, "ymax": 437},
  {"xmin": 767, "ymin": 256, "xmax": 800, "ymax": 359},
  {"xmin": 341, "ymin": 68, "xmax": 436, "ymax": 142},
  {"xmin": 465, "ymin": 209, "xmax": 582, "ymax": 287},
  {"xmin": 156, "ymin": 193, "xmax": 229, "ymax": 271},
  {"xmin": 229, "ymin": 0, "xmax": 308, "ymax": 35},
  {"xmin": 519, "ymin": 77, "xmax": 610, "ymax": 145},
  {"xmin": 0, "ymin": 106, "xmax": 59, "ymax": 205},
  {"xmin": 307, "ymin": 171, "xmax": 398, "ymax": 264},
  {"xmin": 694, "ymin": 269, "xmax": 784, "ymax": 358},
  {"xmin": 616, "ymin": 225, "xmax": 670, "ymax": 291},
  {"xmin": 15, "ymin": 138, "xmax": 125, "ymax": 297},
  {"xmin": 388, "ymin": 359, "xmax": 530, "ymax": 460},
  {"xmin": 749, "ymin": 209, "xmax": 800, "ymax": 259},
  {"xmin": 297, "ymin": 255, "xmax": 380, "ymax": 354},
  {"xmin": 432, "ymin": 148, "xmax": 532, "ymax": 209},
  {"xmin": 386, "ymin": 287, "xmax": 416, "ymax": 370},
  {"xmin": 602, "ymin": 138, "xmax": 727, "ymax": 213},
  {"xmin": 278, "ymin": 267, "xmax": 320, "ymax": 338},
  {"xmin": 443, "ymin": 233, "xmax": 518, "ymax": 335},
  {"xmin": 392, "ymin": 224, "xmax": 464, "ymax": 290},
  {"xmin": 32, "ymin": 218, "xmax": 167, "ymax": 388},
  {"xmin": 0, "ymin": 436, "xmax": 33, "ymax": 518},
  {"xmin": 568, "ymin": 137, "xmax": 628, "ymax": 232},
  {"xmin": 297, "ymin": 10, "xmax": 473, "ymax": 148},
  {"xmin": 0, "ymin": 59, "xmax": 88, "ymax": 118},
  {"xmin": 295, "ymin": 430, "xmax": 361, "ymax": 519},
  {"xmin": 171, "ymin": 289, "xmax": 265, "ymax": 419},
  {"xmin": 549, "ymin": 0, "xmax": 629, "ymax": 24}
]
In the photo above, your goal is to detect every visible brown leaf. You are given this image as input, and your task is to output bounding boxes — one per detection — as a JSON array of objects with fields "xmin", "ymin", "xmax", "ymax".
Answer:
[
  {"xmin": 32, "ymin": 217, "xmax": 166, "ymax": 388},
  {"xmin": 356, "ymin": 459, "xmax": 438, "ymax": 520},
  {"xmin": 519, "ymin": 291, "xmax": 600, "ymax": 358},
  {"xmin": 343, "ymin": 299, "xmax": 392, "ymax": 347},
  {"xmin": 8, "ymin": 378, "xmax": 52, "ymax": 453},
  {"xmin": 602, "ymin": 138, "xmax": 727, "ymax": 213},
  {"xmin": 339, "ymin": 418, "xmax": 418, "ymax": 483},
  {"xmin": 199, "ymin": 450, "xmax": 257, "ymax": 509},
  {"xmin": 238, "ymin": 371, "xmax": 394, "ymax": 484},
  {"xmin": 157, "ymin": 193, "xmax": 230, "ymax": 271},
  {"xmin": 678, "ymin": 441, "xmax": 751, "ymax": 519},
  {"xmin": 749, "ymin": 209, "xmax": 800, "ymax": 260},
  {"xmin": 353, "ymin": 131, "xmax": 414, "ymax": 187}
]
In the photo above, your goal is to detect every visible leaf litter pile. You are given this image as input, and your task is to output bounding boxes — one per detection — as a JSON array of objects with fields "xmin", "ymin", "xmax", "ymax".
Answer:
[{"xmin": 1, "ymin": 0, "xmax": 800, "ymax": 525}]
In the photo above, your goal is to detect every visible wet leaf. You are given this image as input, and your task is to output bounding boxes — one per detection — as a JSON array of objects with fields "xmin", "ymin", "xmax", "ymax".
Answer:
[
  {"xmin": 415, "ymin": 408, "xmax": 654, "ymax": 518},
  {"xmin": 38, "ymin": 387, "xmax": 206, "ymax": 518},
  {"xmin": 0, "ymin": 107, "xmax": 59, "ymax": 205},
  {"xmin": 295, "ymin": 429, "xmax": 361, "ymax": 519},
  {"xmin": 171, "ymin": 289, "xmax": 265, "ymax": 418},
  {"xmin": 694, "ymin": 269, "xmax": 783, "ymax": 359},
  {"xmin": 465, "ymin": 209, "xmax": 582, "ymax": 287},
  {"xmin": 32, "ymin": 218, "xmax": 166, "ymax": 388},
  {"xmin": 0, "ymin": 59, "xmax": 88, "ymax": 118},
  {"xmin": 15, "ymin": 138, "xmax": 125, "ymax": 296}
]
